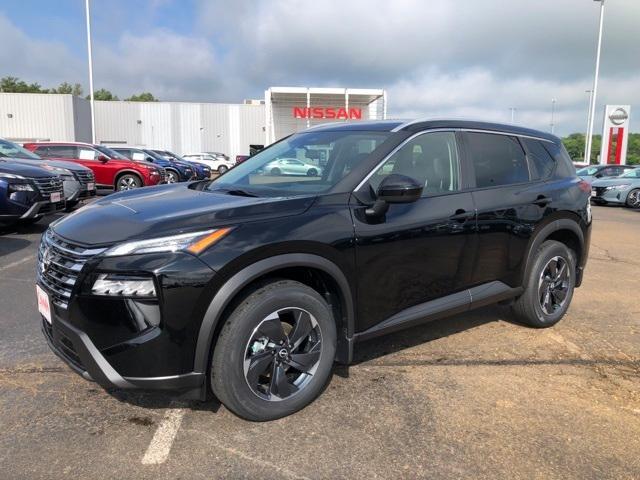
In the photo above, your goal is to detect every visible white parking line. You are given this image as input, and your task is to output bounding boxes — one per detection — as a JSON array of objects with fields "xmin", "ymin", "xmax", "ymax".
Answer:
[
  {"xmin": 0, "ymin": 254, "xmax": 36, "ymax": 273},
  {"xmin": 141, "ymin": 407, "xmax": 186, "ymax": 465}
]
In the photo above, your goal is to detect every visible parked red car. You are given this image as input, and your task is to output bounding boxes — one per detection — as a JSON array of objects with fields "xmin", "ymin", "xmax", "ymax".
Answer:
[{"xmin": 23, "ymin": 142, "xmax": 164, "ymax": 191}]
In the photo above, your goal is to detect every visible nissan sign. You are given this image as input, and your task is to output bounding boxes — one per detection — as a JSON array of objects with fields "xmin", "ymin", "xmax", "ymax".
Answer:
[
  {"xmin": 292, "ymin": 107, "xmax": 362, "ymax": 120},
  {"xmin": 609, "ymin": 107, "xmax": 628, "ymax": 126}
]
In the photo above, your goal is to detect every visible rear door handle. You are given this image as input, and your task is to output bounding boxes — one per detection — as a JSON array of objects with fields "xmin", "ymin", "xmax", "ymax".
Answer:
[
  {"xmin": 533, "ymin": 196, "xmax": 552, "ymax": 207},
  {"xmin": 449, "ymin": 209, "xmax": 474, "ymax": 222}
]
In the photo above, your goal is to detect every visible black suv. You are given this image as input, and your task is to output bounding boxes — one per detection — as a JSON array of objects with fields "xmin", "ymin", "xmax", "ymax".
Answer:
[{"xmin": 37, "ymin": 120, "xmax": 591, "ymax": 421}]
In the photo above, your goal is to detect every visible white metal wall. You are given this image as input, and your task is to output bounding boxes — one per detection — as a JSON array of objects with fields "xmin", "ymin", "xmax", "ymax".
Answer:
[
  {"xmin": 94, "ymin": 101, "xmax": 265, "ymax": 160},
  {"xmin": 0, "ymin": 93, "xmax": 86, "ymax": 143}
]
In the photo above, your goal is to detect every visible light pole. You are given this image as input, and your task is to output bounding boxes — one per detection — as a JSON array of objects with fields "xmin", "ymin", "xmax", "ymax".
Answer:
[
  {"xmin": 85, "ymin": 0, "xmax": 96, "ymax": 143},
  {"xmin": 584, "ymin": 89, "xmax": 593, "ymax": 161},
  {"xmin": 509, "ymin": 107, "xmax": 516, "ymax": 123},
  {"xmin": 550, "ymin": 98, "xmax": 557, "ymax": 134},
  {"xmin": 585, "ymin": 0, "xmax": 605, "ymax": 164}
]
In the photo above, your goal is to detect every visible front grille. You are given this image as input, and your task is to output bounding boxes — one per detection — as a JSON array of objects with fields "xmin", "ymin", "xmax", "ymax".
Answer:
[
  {"xmin": 32, "ymin": 177, "xmax": 64, "ymax": 199},
  {"xmin": 37, "ymin": 229, "xmax": 106, "ymax": 309},
  {"xmin": 74, "ymin": 170, "xmax": 95, "ymax": 188},
  {"xmin": 593, "ymin": 186, "xmax": 607, "ymax": 197}
]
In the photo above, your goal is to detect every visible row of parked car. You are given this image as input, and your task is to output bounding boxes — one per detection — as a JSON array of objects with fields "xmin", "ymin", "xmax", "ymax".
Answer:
[
  {"xmin": 577, "ymin": 164, "xmax": 640, "ymax": 208},
  {"xmin": 0, "ymin": 139, "xmax": 236, "ymax": 227}
]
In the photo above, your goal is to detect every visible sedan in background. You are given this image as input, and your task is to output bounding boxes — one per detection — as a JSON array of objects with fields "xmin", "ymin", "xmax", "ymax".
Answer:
[
  {"xmin": 591, "ymin": 167, "xmax": 640, "ymax": 208},
  {"xmin": 577, "ymin": 164, "xmax": 635, "ymax": 183},
  {"xmin": 182, "ymin": 153, "xmax": 235, "ymax": 174},
  {"xmin": 263, "ymin": 158, "xmax": 323, "ymax": 176}
]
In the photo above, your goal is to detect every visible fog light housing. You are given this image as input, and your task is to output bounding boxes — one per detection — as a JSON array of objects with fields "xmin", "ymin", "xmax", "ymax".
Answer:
[{"xmin": 92, "ymin": 274, "xmax": 156, "ymax": 297}]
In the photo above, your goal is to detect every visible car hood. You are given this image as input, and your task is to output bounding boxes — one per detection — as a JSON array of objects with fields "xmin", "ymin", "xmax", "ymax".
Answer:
[
  {"xmin": 591, "ymin": 177, "xmax": 638, "ymax": 187},
  {"xmin": 52, "ymin": 182, "xmax": 316, "ymax": 245},
  {"xmin": 5, "ymin": 157, "xmax": 91, "ymax": 173},
  {"xmin": 0, "ymin": 160, "xmax": 57, "ymax": 178}
]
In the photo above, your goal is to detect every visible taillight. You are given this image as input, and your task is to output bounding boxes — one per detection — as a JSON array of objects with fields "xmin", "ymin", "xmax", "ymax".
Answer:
[{"xmin": 578, "ymin": 180, "xmax": 591, "ymax": 193}]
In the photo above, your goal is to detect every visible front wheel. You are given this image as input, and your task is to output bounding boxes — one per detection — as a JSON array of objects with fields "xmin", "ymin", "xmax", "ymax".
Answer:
[
  {"xmin": 166, "ymin": 170, "xmax": 179, "ymax": 184},
  {"xmin": 307, "ymin": 168, "xmax": 318, "ymax": 177},
  {"xmin": 116, "ymin": 174, "xmax": 142, "ymax": 191},
  {"xmin": 217, "ymin": 165, "xmax": 228, "ymax": 174},
  {"xmin": 210, "ymin": 280, "xmax": 337, "ymax": 421},
  {"xmin": 626, "ymin": 188, "xmax": 640, "ymax": 208},
  {"xmin": 511, "ymin": 240, "xmax": 576, "ymax": 328}
]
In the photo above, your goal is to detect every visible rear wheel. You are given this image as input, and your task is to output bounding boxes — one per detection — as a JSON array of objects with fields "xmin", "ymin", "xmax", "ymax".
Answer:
[
  {"xmin": 626, "ymin": 188, "xmax": 640, "ymax": 208},
  {"xmin": 210, "ymin": 280, "xmax": 336, "ymax": 421},
  {"xmin": 270, "ymin": 167, "xmax": 281, "ymax": 176},
  {"xmin": 217, "ymin": 165, "xmax": 228, "ymax": 174},
  {"xmin": 116, "ymin": 174, "xmax": 142, "ymax": 191},
  {"xmin": 512, "ymin": 240, "xmax": 575, "ymax": 328}
]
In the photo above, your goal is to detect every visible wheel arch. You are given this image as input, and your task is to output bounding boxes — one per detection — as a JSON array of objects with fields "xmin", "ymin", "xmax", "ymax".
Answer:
[
  {"xmin": 521, "ymin": 218, "xmax": 585, "ymax": 289},
  {"xmin": 193, "ymin": 253, "xmax": 355, "ymax": 375}
]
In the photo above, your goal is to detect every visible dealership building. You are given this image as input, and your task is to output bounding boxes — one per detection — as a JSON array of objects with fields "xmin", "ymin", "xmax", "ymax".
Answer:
[{"xmin": 0, "ymin": 87, "xmax": 387, "ymax": 160}]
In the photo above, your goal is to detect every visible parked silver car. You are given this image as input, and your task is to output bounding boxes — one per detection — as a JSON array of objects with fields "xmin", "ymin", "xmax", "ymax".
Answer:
[
  {"xmin": 0, "ymin": 139, "xmax": 96, "ymax": 210},
  {"xmin": 263, "ymin": 158, "xmax": 322, "ymax": 176},
  {"xmin": 590, "ymin": 167, "xmax": 640, "ymax": 208},
  {"xmin": 577, "ymin": 164, "xmax": 635, "ymax": 184}
]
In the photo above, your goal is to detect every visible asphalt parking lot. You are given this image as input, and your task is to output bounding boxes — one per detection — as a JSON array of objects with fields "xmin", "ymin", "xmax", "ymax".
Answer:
[{"xmin": 1, "ymin": 205, "xmax": 639, "ymax": 479}]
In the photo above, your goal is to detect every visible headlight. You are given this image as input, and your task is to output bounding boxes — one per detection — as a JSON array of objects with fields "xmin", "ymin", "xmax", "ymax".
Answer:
[
  {"xmin": 103, "ymin": 227, "xmax": 232, "ymax": 257},
  {"xmin": 92, "ymin": 274, "xmax": 156, "ymax": 297},
  {"xmin": 9, "ymin": 183, "xmax": 34, "ymax": 191},
  {"xmin": 605, "ymin": 184, "xmax": 631, "ymax": 190}
]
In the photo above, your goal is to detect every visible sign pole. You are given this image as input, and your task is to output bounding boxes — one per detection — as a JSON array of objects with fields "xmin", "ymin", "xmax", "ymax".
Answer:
[{"xmin": 585, "ymin": 0, "xmax": 605, "ymax": 164}]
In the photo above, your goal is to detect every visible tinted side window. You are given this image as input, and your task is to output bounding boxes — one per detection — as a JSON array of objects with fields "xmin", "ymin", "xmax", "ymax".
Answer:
[
  {"xmin": 47, "ymin": 145, "xmax": 77, "ymax": 158},
  {"xmin": 33, "ymin": 146, "xmax": 50, "ymax": 156},
  {"xmin": 466, "ymin": 133, "xmax": 529, "ymax": 188},
  {"xmin": 370, "ymin": 131, "xmax": 460, "ymax": 196},
  {"xmin": 522, "ymin": 138, "xmax": 555, "ymax": 180}
]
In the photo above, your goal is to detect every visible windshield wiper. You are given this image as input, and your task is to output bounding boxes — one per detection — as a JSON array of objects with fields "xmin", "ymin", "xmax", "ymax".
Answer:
[{"xmin": 212, "ymin": 188, "xmax": 259, "ymax": 197}]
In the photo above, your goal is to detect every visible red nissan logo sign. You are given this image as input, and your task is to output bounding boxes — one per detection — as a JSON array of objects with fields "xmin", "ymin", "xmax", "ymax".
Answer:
[{"xmin": 292, "ymin": 107, "xmax": 362, "ymax": 120}]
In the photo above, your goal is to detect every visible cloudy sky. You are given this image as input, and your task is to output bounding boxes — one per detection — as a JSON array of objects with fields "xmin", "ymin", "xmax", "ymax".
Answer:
[{"xmin": 2, "ymin": 0, "xmax": 639, "ymax": 136}]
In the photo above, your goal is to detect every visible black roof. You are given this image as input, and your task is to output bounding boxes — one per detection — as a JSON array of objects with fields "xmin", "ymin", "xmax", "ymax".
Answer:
[{"xmin": 308, "ymin": 118, "xmax": 560, "ymax": 143}]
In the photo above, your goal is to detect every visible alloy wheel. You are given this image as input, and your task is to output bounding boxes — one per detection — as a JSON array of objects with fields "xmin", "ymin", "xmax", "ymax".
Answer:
[
  {"xmin": 243, "ymin": 308, "xmax": 322, "ymax": 401},
  {"xmin": 118, "ymin": 177, "xmax": 138, "ymax": 191},
  {"xmin": 627, "ymin": 189, "xmax": 640, "ymax": 208},
  {"xmin": 538, "ymin": 256, "xmax": 570, "ymax": 315},
  {"xmin": 167, "ymin": 171, "xmax": 178, "ymax": 183}
]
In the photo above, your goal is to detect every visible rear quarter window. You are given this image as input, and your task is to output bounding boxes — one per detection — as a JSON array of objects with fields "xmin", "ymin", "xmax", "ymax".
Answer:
[
  {"xmin": 522, "ymin": 138, "xmax": 556, "ymax": 180},
  {"xmin": 542, "ymin": 142, "xmax": 575, "ymax": 178}
]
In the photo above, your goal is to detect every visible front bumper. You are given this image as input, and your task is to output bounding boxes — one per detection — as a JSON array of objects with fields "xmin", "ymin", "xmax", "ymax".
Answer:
[
  {"xmin": 591, "ymin": 187, "xmax": 628, "ymax": 204},
  {"xmin": 41, "ymin": 314, "xmax": 204, "ymax": 394},
  {"xmin": 20, "ymin": 199, "xmax": 65, "ymax": 219}
]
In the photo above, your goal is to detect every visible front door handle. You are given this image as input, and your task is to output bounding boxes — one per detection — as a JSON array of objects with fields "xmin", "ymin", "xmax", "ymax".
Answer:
[
  {"xmin": 533, "ymin": 196, "xmax": 552, "ymax": 207},
  {"xmin": 449, "ymin": 209, "xmax": 474, "ymax": 222}
]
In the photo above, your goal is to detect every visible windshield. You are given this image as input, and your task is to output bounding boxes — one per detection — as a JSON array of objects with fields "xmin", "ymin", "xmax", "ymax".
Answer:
[
  {"xmin": 96, "ymin": 145, "xmax": 128, "ymax": 160},
  {"xmin": 619, "ymin": 168, "xmax": 640, "ymax": 178},
  {"xmin": 576, "ymin": 166, "xmax": 599, "ymax": 176},
  {"xmin": 207, "ymin": 131, "xmax": 391, "ymax": 197},
  {"xmin": 0, "ymin": 139, "xmax": 41, "ymax": 159},
  {"xmin": 143, "ymin": 149, "xmax": 166, "ymax": 161}
]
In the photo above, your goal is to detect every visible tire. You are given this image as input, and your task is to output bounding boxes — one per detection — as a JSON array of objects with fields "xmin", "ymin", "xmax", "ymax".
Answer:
[
  {"xmin": 116, "ymin": 174, "xmax": 142, "ymax": 191},
  {"xmin": 210, "ymin": 279, "xmax": 337, "ymax": 421},
  {"xmin": 270, "ymin": 167, "xmax": 281, "ymax": 176},
  {"xmin": 307, "ymin": 168, "xmax": 318, "ymax": 177},
  {"xmin": 217, "ymin": 165, "xmax": 228, "ymax": 174},
  {"xmin": 166, "ymin": 170, "xmax": 179, "ymax": 184},
  {"xmin": 626, "ymin": 188, "xmax": 640, "ymax": 208},
  {"xmin": 511, "ymin": 240, "xmax": 576, "ymax": 328}
]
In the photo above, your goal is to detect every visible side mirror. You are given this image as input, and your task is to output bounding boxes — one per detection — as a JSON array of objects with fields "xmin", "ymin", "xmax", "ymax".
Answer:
[
  {"xmin": 146, "ymin": 157, "xmax": 155, "ymax": 162},
  {"xmin": 365, "ymin": 174, "xmax": 423, "ymax": 217},
  {"xmin": 98, "ymin": 155, "xmax": 109, "ymax": 163},
  {"xmin": 594, "ymin": 173, "xmax": 602, "ymax": 178}
]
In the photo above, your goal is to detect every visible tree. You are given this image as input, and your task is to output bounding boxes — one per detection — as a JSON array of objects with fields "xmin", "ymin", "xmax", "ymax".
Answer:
[
  {"xmin": 125, "ymin": 92, "xmax": 158, "ymax": 102},
  {"xmin": 52, "ymin": 82, "xmax": 83, "ymax": 97},
  {"xmin": 88, "ymin": 89, "xmax": 119, "ymax": 101},
  {"xmin": 0, "ymin": 76, "xmax": 48, "ymax": 93},
  {"xmin": 562, "ymin": 133, "xmax": 639, "ymax": 165}
]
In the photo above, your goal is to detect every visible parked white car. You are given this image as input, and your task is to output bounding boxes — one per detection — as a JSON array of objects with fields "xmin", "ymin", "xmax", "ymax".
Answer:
[
  {"xmin": 263, "ymin": 158, "xmax": 323, "ymax": 176},
  {"xmin": 182, "ymin": 153, "xmax": 234, "ymax": 174}
]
